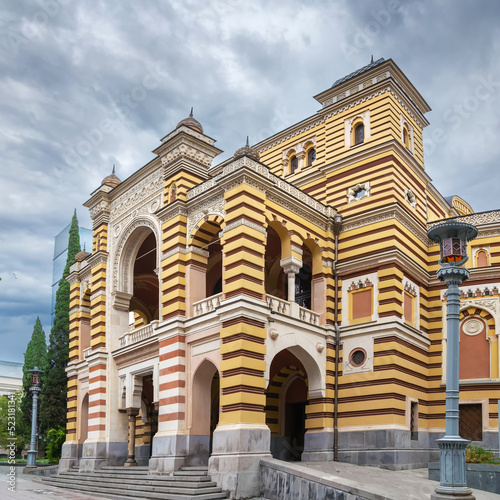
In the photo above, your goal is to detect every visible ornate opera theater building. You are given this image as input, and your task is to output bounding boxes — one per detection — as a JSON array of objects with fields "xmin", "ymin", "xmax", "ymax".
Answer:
[{"xmin": 61, "ymin": 58, "xmax": 500, "ymax": 498}]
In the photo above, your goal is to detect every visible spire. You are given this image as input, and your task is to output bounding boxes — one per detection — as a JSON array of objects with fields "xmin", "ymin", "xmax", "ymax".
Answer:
[
  {"xmin": 246, "ymin": 136, "xmax": 249, "ymax": 147},
  {"xmin": 112, "ymin": 164, "xmax": 115, "ymax": 174},
  {"xmin": 371, "ymin": 55, "xmax": 374, "ymax": 63},
  {"xmin": 189, "ymin": 107, "xmax": 193, "ymax": 118}
]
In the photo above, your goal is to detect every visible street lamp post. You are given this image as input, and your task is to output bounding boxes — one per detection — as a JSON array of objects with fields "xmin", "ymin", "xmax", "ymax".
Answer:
[
  {"xmin": 428, "ymin": 220, "xmax": 477, "ymax": 500},
  {"xmin": 26, "ymin": 366, "xmax": 44, "ymax": 468}
]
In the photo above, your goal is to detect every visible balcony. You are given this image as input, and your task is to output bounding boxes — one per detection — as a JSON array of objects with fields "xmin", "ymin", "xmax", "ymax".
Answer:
[
  {"xmin": 119, "ymin": 320, "xmax": 159, "ymax": 348},
  {"xmin": 266, "ymin": 294, "xmax": 320, "ymax": 325},
  {"xmin": 192, "ymin": 293, "xmax": 222, "ymax": 317}
]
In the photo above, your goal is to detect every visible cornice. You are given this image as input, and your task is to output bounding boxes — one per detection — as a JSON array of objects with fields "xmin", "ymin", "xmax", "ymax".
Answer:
[
  {"xmin": 188, "ymin": 156, "xmax": 336, "ymax": 232},
  {"xmin": 254, "ymin": 80, "xmax": 429, "ymax": 155},
  {"xmin": 428, "ymin": 211, "xmax": 500, "ymax": 232},
  {"xmin": 341, "ymin": 203, "xmax": 430, "ymax": 246},
  {"xmin": 337, "ymin": 247, "xmax": 430, "ymax": 286},
  {"xmin": 87, "ymin": 250, "xmax": 109, "ymax": 269}
]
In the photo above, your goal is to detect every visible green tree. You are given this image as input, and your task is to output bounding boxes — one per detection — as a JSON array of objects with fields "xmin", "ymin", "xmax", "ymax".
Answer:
[
  {"xmin": 41, "ymin": 211, "xmax": 81, "ymax": 434},
  {"xmin": 0, "ymin": 391, "xmax": 29, "ymax": 456},
  {"xmin": 20, "ymin": 317, "xmax": 47, "ymax": 440}
]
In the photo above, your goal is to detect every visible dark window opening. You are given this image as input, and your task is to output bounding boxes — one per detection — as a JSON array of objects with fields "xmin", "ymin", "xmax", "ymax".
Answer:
[
  {"xmin": 410, "ymin": 402, "xmax": 418, "ymax": 441},
  {"xmin": 459, "ymin": 404, "xmax": 482, "ymax": 441},
  {"xmin": 307, "ymin": 148, "xmax": 316, "ymax": 166},
  {"xmin": 290, "ymin": 155, "xmax": 298, "ymax": 174},
  {"xmin": 350, "ymin": 349, "xmax": 366, "ymax": 367},
  {"xmin": 354, "ymin": 123, "xmax": 364, "ymax": 145}
]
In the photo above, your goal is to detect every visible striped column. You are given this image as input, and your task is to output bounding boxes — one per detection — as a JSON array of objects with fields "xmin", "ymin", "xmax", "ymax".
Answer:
[
  {"xmin": 79, "ymin": 223, "xmax": 109, "ymax": 471},
  {"xmin": 150, "ymin": 324, "xmax": 187, "ymax": 473},
  {"xmin": 208, "ymin": 182, "xmax": 271, "ymax": 498},
  {"xmin": 160, "ymin": 212, "xmax": 187, "ymax": 320}
]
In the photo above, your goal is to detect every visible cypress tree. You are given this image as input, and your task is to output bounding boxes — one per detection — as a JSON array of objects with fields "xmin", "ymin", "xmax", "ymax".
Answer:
[
  {"xmin": 41, "ymin": 211, "xmax": 81, "ymax": 433},
  {"xmin": 20, "ymin": 317, "xmax": 48, "ymax": 437}
]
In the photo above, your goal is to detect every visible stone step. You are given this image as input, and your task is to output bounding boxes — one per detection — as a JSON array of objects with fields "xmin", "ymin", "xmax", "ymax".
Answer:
[
  {"xmin": 41, "ymin": 479, "xmax": 228, "ymax": 500},
  {"xmin": 42, "ymin": 476, "xmax": 227, "ymax": 499},
  {"xmin": 53, "ymin": 471, "xmax": 217, "ymax": 488},
  {"xmin": 59, "ymin": 470, "xmax": 212, "ymax": 483},
  {"xmin": 174, "ymin": 469, "xmax": 209, "ymax": 477}
]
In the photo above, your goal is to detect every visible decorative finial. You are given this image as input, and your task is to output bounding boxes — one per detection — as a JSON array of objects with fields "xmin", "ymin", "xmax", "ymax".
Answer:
[
  {"xmin": 246, "ymin": 136, "xmax": 249, "ymax": 147},
  {"xmin": 189, "ymin": 107, "xmax": 193, "ymax": 118},
  {"xmin": 112, "ymin": 164, "xmax": 115, "ymax": 174},
  {"xmin": 371, "ymin": 55, "xmax": 374, "ymax": 63},
  {"xmin": 83, "ymin": 243, "xmax": 86, "ymax": 252}
]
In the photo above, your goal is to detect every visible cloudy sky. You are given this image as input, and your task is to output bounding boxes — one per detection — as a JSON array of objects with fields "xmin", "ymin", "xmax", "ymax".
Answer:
[{"xmin": 1, "ymin": 0, "xmax": 499, "ymax": 363}]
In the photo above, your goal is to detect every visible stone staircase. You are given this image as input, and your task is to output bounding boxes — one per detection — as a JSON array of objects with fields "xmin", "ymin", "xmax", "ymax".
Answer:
[{"xmin": 42, "ymin": 465, "xmax": 228, "ymax": 500}]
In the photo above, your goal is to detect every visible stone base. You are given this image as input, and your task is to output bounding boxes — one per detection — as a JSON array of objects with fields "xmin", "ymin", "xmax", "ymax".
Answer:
[
  {"xmin": 58, "ymin": 442, "xmax": 81, "ymax": 472},
  {"xmin": 337, "ymin": 428, "xmax": 438, "ymax": 469},
  {"xmin": 209, "ymin": 424, "xmax": 271, "ymax": 499},
  {"xmin": 79, "ymin": 441, "xmax": 128, "ymax": 471},
  {"xmin": 185, "ymin": 435, "xmax": 210, "ymax": 466},
  {"xmin": 301, "ymin": 429, "xmax": 334, "ymax": 462},
  {"xmin": 148, "ymin": 433, "xmax": 187, "ymax": 474}
]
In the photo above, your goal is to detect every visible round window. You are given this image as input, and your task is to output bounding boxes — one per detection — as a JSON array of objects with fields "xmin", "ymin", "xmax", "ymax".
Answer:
[{"xmin": 350, "ymin": 348, "xmax": 366, "ymax": 367}]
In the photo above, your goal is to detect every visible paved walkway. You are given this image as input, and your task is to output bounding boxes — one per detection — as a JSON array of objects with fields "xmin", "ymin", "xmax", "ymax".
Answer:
[
  {"xmin": 295, "ymin": 460, "xmax": 500, "ymax": 499},
  {"xmin": 2, "ymin": 462, "xmax": 499, "ymax": 500},
  {"xmin": 1, "ymin": 466, "xmax": 103, "ymax": 500}
]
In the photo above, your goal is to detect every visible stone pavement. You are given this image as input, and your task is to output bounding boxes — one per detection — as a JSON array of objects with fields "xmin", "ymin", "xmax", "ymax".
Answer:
[
  {"xmin": 1, "ymin": 465, "xmax": 107, "ymax": 500},
  {"xmin": 3, "ymin": 462, "xmax": 500, "ymax": 500},
  {"xmin": 283, "ymin": 460, "xmax": 500, "ymax": 500}
]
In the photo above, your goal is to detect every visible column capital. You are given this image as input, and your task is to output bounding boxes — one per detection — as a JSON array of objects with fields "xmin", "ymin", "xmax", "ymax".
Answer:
[{"xmin": 280, "ymin": 256, "xmax": 302, "ymax": 275}]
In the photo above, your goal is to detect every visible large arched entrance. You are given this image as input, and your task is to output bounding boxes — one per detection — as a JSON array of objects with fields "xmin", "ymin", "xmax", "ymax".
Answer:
[
  {"xmin": 129, "ymin": 232, "xmax": 159, "ymax": 327},
  {"xmin": 189, "ymin": 360, "xmax": 220, "ymax": 465},
  {"xmin": 266, "ymin": 349, "xmax": 309, "ymax": 461}
]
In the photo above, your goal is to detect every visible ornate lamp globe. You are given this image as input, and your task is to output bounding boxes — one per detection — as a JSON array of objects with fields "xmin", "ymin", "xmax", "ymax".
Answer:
[
  {"xmin": 428, "ymin": 220, "xmax": 478, "ymax": 267},
  {"xmin": 28, "ymin": 366, "xmax": 44, "ymax": 386}
]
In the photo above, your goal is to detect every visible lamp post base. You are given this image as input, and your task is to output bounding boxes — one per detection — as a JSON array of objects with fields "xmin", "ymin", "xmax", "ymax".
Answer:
[
  {"xmin": 432, "ymin": 437, "xmax": 474, "ymax": 500},
  {"xmin": 431, "ymin": 492, "xmax": 475, "ymax": 499},
  {"xmin": 26, "ymin": 450, "xmax": 37, "ymax": 468}
]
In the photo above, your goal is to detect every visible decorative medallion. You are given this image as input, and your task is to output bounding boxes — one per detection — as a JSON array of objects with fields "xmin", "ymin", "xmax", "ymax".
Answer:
[{"xmin": 463, "ymin": 318, "xmax": 484, "ymax": 336}]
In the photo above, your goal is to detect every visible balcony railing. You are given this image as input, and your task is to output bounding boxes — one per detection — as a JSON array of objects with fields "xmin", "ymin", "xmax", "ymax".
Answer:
[
  {"xmin": 193, "ymin": 293, "xmax": 222, "ymax": 317},
  {"xmin": 119, "ymin": 320, "xmax": 159, "ymax": 348},
  {"xmin": 266, "ymin": 295, "xmax": 290, "ymax": 315},
  {"xmin": 267, "ymin": 294, "xmax": 320, "ymax": 326}
]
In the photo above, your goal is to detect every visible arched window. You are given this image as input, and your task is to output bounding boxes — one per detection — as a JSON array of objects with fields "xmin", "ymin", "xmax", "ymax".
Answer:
[
  {"xmin": 354, "ymin": 123, "xmax": 364, "ymax": 145},
  {"xmin": 476, "ymin": 249, "xmax": 489, "ymax": 267},
  {"xmin": 403, "ymin": 127, "xmax": 410, "ymax": 148},
  {"xmin": 290, "ymin": 155, "xmax": 298, "ymax": 174},
  {"xmin": 306, "ymin": 148, "xmax": 316, "ymax": 167}
]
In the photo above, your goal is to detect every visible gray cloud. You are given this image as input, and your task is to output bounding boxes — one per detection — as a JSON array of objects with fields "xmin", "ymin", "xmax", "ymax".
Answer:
[{"xmin": 1, "ymin": 0, "xmax": 499, "ymax": 361}]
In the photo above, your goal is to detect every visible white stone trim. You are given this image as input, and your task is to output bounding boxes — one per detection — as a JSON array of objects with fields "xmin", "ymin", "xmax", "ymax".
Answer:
[
  {"xmin": 400, "ymin": 114, "xmax": 415, "ymax": 154},
  {"xmin": 344, "ymin": 109, "xmax": 370, "ymax": 148},
  {"xmin": 347, "ymin": 182, "xmax": 370, "ymax": 203}
]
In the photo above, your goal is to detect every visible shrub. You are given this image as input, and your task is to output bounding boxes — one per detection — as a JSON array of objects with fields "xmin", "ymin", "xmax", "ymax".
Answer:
[
  {"xmin": 465, "ymin": 445, "xmax": 496, "ymax": 464},
  {"xmin": 45, "ymin": 427, "xmax": 66, "ymax": 463}
]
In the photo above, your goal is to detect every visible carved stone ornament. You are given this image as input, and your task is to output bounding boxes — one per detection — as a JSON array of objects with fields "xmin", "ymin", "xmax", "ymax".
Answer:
[
  {"xmin": 112, "ymin": 217, "xmax": 161, "ymax": 292},
  {"xmin": 462, "ymin": 318, "xmax": 484, "ymax": 336},
  {"xmin": 110, "ymin": 171, "xmax": 163, "ymax": 222}
]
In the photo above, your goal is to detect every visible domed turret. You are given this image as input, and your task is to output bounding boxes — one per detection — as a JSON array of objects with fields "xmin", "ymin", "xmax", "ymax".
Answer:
[
  {"xmin": 176, "ymin": 107, "xmax": 203, "ymax": 134},
  {"xmin": 233, "ymin": 137, "xmax": 260, "ymax": 161},
  {"xmin": 101, "ymin": 165, "xmax": 121, "ymax": 188},
  {"xmin": 74, "ymin": 250, "xmax": 90, "ymax": 262}
]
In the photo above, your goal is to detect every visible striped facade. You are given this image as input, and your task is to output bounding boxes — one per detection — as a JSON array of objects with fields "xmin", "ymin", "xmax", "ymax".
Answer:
[{"xmin": 61, "ymin": 58, "xmax": 500, "ymax": 497}]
